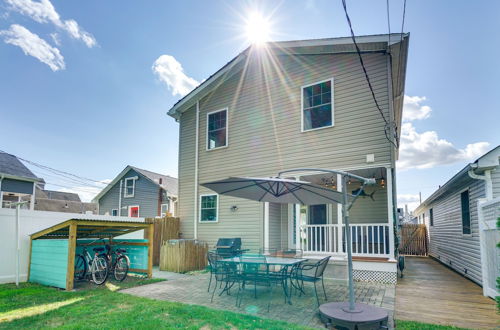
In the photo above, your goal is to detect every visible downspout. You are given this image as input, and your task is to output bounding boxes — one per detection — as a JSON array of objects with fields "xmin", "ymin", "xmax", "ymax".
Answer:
[
  {"xmin": 118, "ymin": 179, "xmax": 123, "ymax": 216},
  {"xmin": 468, "ymin": 165, "xmax": 493, "ymax": 200},
  {"xmin": 0, "ymin": 175, "xmax": 4, "ymax": 208},
  {"xmin": 194, "ymin": 101, "xmax": 200, "ymax": 239}
]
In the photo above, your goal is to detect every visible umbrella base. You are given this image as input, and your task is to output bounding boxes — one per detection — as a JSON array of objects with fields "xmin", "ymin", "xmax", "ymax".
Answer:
[{"xmin": 319, "ymin": 302, "xmax": 388, "ymax": 330}]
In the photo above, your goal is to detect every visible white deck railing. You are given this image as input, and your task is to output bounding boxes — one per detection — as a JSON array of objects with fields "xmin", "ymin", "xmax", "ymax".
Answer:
[{"xmin": 300, "ymin": 223, "xmax": 391, "ymax": 257}]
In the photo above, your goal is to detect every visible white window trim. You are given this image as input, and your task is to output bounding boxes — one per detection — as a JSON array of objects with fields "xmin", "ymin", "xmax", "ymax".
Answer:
[
  {"xmin": 206, "ymin": 108, "xmax": 229, "ymax": 151},
  {"xmin": 124, "ymin": 177, "xmax": 137, "ymax": 198},
  {"xmin": 160, "ymin": 203, "xmax": 168, "ymax": 217},
  {"xmin": 301, "ymin": 78, "xmax": 335, "ymax": 132},
  {"xmin": 459, "ymin": 187, "xmax": 472, "ymax": 237},
  {"xmin": 199, "ymin": 193, "xmax": 219, "ymax": 223},
  {"xmin": 128, "ymin": 205, "xmax": 140, "ymax": 217},
  {"xmin": 111, "ymin": 209, "xmax": 118, "ymax": 216}
]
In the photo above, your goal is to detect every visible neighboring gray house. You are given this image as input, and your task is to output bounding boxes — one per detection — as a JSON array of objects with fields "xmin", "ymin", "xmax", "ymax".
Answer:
[
  {"xmin": 168, "ymin": 34, "xmax": 409, "ymax": 283},
  {"xmin": 0, "ymin": 152, "xmax": 41, "ymax": 209},
  {"xmin": 414, "ymin": 145, "xmax": 500, "ymax": 297},
  {"xmin": 34, "ymin": 187, "xmax": 98, "ymax": 214},
  {"xmin": 93, "ymin": 166, "xmax": 178, "ymax": 218}
]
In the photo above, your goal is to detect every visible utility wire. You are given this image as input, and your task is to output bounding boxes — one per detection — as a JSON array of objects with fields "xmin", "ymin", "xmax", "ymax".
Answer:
[{"xmin": 340, "ymin": 0, "xmax": 399, "ymax": 149}]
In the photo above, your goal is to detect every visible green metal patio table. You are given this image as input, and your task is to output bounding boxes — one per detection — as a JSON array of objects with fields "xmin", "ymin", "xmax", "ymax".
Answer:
[{"xmin": 220, "ymin": 255, "xmax": 307, "ymax": 304}]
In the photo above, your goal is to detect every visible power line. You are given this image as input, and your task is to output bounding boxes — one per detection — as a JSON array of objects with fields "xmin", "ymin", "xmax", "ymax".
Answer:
[{"xmin": 340, "ymin": 0, "xmax": 399, "ymax": 149}]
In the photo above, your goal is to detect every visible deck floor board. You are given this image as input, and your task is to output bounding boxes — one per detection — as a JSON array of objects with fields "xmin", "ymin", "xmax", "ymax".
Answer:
[{"xmin": 395, "ymin": 257, "xmax": 498, "ymax": 329}]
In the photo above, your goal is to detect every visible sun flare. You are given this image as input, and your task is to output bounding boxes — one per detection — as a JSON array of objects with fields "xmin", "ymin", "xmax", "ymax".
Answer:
[{"xmin": 245, "ymin": 12, "xmax": 271, "ymax": 45}]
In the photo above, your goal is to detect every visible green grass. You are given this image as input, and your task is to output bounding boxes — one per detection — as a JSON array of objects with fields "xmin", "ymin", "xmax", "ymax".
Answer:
[
  {"xmin": 0, "ymin": 279, "xmax": 309, "ymax": 329},
  {"xmin": 396, "ymin": 320, "xmax": 471, "ymax": 330}
]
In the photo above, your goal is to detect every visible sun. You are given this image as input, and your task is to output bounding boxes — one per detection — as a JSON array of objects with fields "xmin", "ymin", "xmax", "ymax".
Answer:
[{"xmin": 245, "ymin": 12, "xmax": 271, "ymax": 45}]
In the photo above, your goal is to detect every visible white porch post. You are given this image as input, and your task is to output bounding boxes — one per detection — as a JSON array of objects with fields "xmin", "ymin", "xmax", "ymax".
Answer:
[
  {"xmin": 336, "ymin": 173, "xmax": 344, "ymax": 256},
  {"xmin": 295, "ymin": 176, "xmax": 301, "ymax": 251},
  {"xmin": 386, "ymin": 167, "xmax": 396, "ymax": 261},
  {"xmin": 30, "ymin": 182, "xmax": 35, "ymax": 210},
  {"xmin": 264, "ymin": 202, "xmax": 269, "ymax": 250}
]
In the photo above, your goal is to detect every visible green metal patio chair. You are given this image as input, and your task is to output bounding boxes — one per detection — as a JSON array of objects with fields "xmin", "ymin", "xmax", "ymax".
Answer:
[
  {"xmin": 208, "ymin": 251, "xmax": 238, "ymax": 302},
  {"xmin": 291, "ymin": 255, "xmax": 331, "ymax": 306},
  {"xmin": 236, "ymin": 254, "xmax": 275, "ymax": 309}
]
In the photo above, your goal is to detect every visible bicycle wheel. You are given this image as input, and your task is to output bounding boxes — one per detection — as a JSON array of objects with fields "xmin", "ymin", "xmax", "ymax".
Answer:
[
  {"xmin": 114, "ymin": 255, "xmax": 129, "ymax": 282},
  {"xmin": 74, "ymin": 255, "xmax": 87, "ymax": 280},
  {"xmin": 91, "ymin": 256, "xmax": 109, "ymax": 285}
]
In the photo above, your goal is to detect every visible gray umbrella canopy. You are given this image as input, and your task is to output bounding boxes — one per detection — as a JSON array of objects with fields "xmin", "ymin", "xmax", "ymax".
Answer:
[{"xmin": 201, "ymin": 176, "xmax": 352, "ymax": 205}]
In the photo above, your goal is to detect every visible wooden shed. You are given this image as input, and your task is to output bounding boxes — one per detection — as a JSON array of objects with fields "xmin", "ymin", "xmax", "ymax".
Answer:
[{"xmin": 28, "ymin": 218, "xmax": 153, "ymax": 290}]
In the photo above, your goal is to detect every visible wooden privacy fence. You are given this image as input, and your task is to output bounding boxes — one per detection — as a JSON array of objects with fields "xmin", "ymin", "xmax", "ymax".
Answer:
[
  {"xmin": 399, "ymin": 224, "xmax": 428, "ymax": 256},
  {"xmin": 144, "ymin": 217, "xmax": 180, "ymax": 265},
  {"xmin": 160, "ymin": 239, "xmax": 208, "ymax": 273}
]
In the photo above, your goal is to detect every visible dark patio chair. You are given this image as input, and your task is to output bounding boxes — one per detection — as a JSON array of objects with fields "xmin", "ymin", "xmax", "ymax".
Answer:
[
  {"xmin": 291, "ymin": 255, "xmax": 331, "ymax": 306},
  {"xmin": 207, "ymin": 251, "xmax": 238, "ymax": 302},
  {"xmin": 236, "ymin": 254, "xmax": 274, "ymax": 309}
]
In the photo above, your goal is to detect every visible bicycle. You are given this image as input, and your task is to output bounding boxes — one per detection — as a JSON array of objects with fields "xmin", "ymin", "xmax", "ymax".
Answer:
[
  {"xmin": 100, "ymin": 244, "xmax": 130, "ymax": 282},
  {"xmin": 74, "ymin": 245, "xmax": 109, "ymax": 285}
]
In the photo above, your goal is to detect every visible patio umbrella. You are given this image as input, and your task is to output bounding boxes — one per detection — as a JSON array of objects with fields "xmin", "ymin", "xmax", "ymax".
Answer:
[
  {"xmin": 201, "ymin": 176, "xmax": 350, "ymax": 205},
  {"xmin": 202, "ymin": 168, "xmax": 378, "ymax": 317}
]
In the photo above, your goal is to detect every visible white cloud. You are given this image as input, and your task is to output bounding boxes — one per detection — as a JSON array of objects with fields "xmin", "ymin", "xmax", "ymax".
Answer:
[
  {"xmin": 397, "ymin": 122, "xmax": 490, "ymax": 170},
  {"xmin": 50, "ymin": 32, "xmax": 60, "ymax": 45},
  {"xmin": 397, "ymin": 194, "xmax": 421, "ymax": 212},
  {"xmin": 6, "ymin": 0, "xmax": 96, "ymax": 47},
  {"xmin": 152, "ymin": 55, "xmax": 199, "ymax": 97},
  {"xmin": 56, "ymin": 179, "xmax": 111, "ymax": 203},
  {"xmin": 0, "ymin": 24, "xmax": 64, "ymax": 71},
  {"xmin": 402, "ymin": 95, "xmax": 432, "ymax": 121}
]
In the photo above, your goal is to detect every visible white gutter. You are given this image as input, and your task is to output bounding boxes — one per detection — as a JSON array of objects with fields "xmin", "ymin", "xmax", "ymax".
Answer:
[
  {"xmin": 194, "ymin": 101, "xmax": 200, "ymax": 239},
  {"xmin": 118, "ymin": 179, "xmax": 123, "ymax": 216},
  {"xmin": 468, "ymin": 166, "xmax": 493, "ymax": 200}
]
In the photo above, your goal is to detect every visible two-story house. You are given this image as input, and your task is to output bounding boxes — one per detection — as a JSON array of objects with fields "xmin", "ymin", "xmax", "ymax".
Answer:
[
  {"xmin": 168, "ymin": 34, "xmax": 409, "ymax": 283},
  {"xmin": 93, "ymin": 166, "xmax": 178, "ymax": 218}
]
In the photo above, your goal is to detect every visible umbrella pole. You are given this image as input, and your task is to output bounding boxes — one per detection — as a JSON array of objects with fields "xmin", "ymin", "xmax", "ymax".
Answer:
[{"xmin": 342, "ymin": 175, "xmax": 355, "ymax": 311}]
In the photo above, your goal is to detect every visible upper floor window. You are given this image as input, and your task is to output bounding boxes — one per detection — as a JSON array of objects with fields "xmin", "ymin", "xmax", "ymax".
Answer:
[
  {"xmin": 429, "ymin": 208, "xmax": 434, "ymax": 226},
  {"xmin": 124, "ymin": 177, "xmax": 136, "ymax": 198},
  {"xmin": 302, "ymin": 79, "xmax": 334, "ymax": 131},
  {"xmin": 160, "ymin": 203, "xmax": 169, "ymax": 217},
  {"xmin": 461, "ymin": 190, "xmax": 471, "ymax": 234},
  {"xmin": 200, "ymin": 194, "xmax": 218, "ymax": 222},
  {"xmin": 207, "ymin": 109, "xmax": 228, "ymax": 150}
]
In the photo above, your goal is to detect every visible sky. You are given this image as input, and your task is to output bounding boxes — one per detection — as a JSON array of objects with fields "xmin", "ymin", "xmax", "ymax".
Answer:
[{"xmin": 0, "ymin": 0, "xmax": 499, "ymax": 209}]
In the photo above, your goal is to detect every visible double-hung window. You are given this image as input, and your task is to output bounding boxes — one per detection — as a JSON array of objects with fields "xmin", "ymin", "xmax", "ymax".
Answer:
[
  {"xmin": 461, "ymin": 190, "xmax": 471, "ymax": 234},
  {"xmin": 160, "ymin": 203, "xmax": 168, "ymax": 217},
  {"xmin": 302, "ymin": 79, "xmax": 334, "ymax": 131},
  {"xmin": 124, "ymin": 177, "xmax": 135, "ymax": 198},
  {"xmin": 200, "ymin": 194, "xmax": 218, "ymax": 222},
  {"xmin": 111, "ymin": 209, "xmax": 118, "ymax": 216},
  {"xmin": 207, "ymin": 109, "xmax": 228, "ymax": 150}
]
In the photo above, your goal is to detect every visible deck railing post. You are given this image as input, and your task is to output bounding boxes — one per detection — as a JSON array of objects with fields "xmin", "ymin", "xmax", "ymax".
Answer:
[
  {"xmin": 386, "ymin": 167, "xmax": 396, "ymax": 261},
  {"xmin": 336, "ymin": 174, "xmax": 344, "ymax": 256}
]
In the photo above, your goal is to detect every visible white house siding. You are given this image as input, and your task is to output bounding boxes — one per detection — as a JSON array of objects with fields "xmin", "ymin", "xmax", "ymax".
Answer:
[
  {"xmin": 425, "ymin": 178, "xmax": 485, "ymax": 285},
  {"xmin": 177, "ymin": 50, "xmax": 394, "ymax": 251},
  {"xmin": 491, "ymin": 168, "xmax": 500, "ymax": 198}
]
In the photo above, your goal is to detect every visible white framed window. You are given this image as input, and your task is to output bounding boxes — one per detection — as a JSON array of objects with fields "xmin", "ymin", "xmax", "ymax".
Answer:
[
  {"xmin": 124, "ymin": 177, "xmax": 136, "ymax": 198},
  {"xmin": 199, "ymin": 194, "xmax": 218, "ymax": 222},
  {"xmin": 301, "ymin": 78, "xmax": 334, "ymax": 131},
  {"xmin": 111, "ymin": 209, "xmax": 118, "ymax": 216},
  {"xmin": 461, "ymin": 190, "xmax": 471, "ymax": 235},
  {"xmin": 160, "ymin": 203, "xmax": 169, "ymax": 217},
  {"xmin": 207, "ymin": 108, "xmax": 228, "ymax": 150}
]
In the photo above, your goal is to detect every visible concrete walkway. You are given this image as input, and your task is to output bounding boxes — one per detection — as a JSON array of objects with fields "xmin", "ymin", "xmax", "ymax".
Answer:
[
  {"xmin": 395, "ymin": 257, "xmax": 498, "ymax": 329},
  {"xmin": 122, "ymin": 272, "xmax": 395, "ymax": 329}
]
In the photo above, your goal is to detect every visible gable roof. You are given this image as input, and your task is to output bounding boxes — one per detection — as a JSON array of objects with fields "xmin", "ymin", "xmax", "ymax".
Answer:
[
  {"xmin": 166, "ymin": 33, "xmax": 410, "ymax": 136},
  {"xmin": 0, "ymin": 152, "xmax": 40, "ymax": 182},
  {"xmin": 92, "ymin": 165, "xmax": 178, "ymax": 202},
  {"xmin": 414, "ymin": 145, "xmax": 500, "ymax": 213},
  {"xmin": 36, "ymin": 187, "xmax": 81, "ymax": 202}
]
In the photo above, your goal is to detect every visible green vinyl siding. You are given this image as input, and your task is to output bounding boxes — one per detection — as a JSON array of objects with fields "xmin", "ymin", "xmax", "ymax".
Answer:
[
  {"xmin": 177, "ymin": 51, "xmax": 393, "ymax": 251},
  {"xmin": 29, "ymin": 239, "xmax": 68, "ymax": 289}
]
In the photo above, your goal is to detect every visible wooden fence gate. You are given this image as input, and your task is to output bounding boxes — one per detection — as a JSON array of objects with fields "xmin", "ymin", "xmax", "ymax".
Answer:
[
  {"xmin": 144, "ymin": 217, "xmax": 180, "ymax": 265},
  {"xmin": 399, "ymin": 224, "xmax": 428, "ymax": 256}
]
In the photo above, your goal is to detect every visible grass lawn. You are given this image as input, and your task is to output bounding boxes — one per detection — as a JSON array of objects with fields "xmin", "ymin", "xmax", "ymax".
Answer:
[
  {"xmin": 0, "ymin": 279, "xmax": 309, "ymax": 329},
  {"xmin": 396, "ymin": 320, "xmax": 471, "ymax": 330}
]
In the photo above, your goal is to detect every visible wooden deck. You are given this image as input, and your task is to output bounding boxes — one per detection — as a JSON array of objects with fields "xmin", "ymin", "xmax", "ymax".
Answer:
[{"xmin": 395, "ymin": 257, "xmax": 498, "ymax": 329}]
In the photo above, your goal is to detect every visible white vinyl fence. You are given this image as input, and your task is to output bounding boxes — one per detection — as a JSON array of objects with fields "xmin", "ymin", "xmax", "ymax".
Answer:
[
  {"xmin": 477, "ymin": 198, "xmax": 500, "ymax": 298},
  {"xmin": 0, "ymin": 208, "xmax": 144, "ymax": 284}
]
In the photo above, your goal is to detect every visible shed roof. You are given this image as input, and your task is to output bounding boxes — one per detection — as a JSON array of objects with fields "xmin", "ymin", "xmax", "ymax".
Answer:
[
  {"xmin": 31, "ymin": 218, "xmax": 150, "ymax": 240},
  {"xmin": 0, "ymin": 152, "xmax": 40, "ymax": 182}
]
